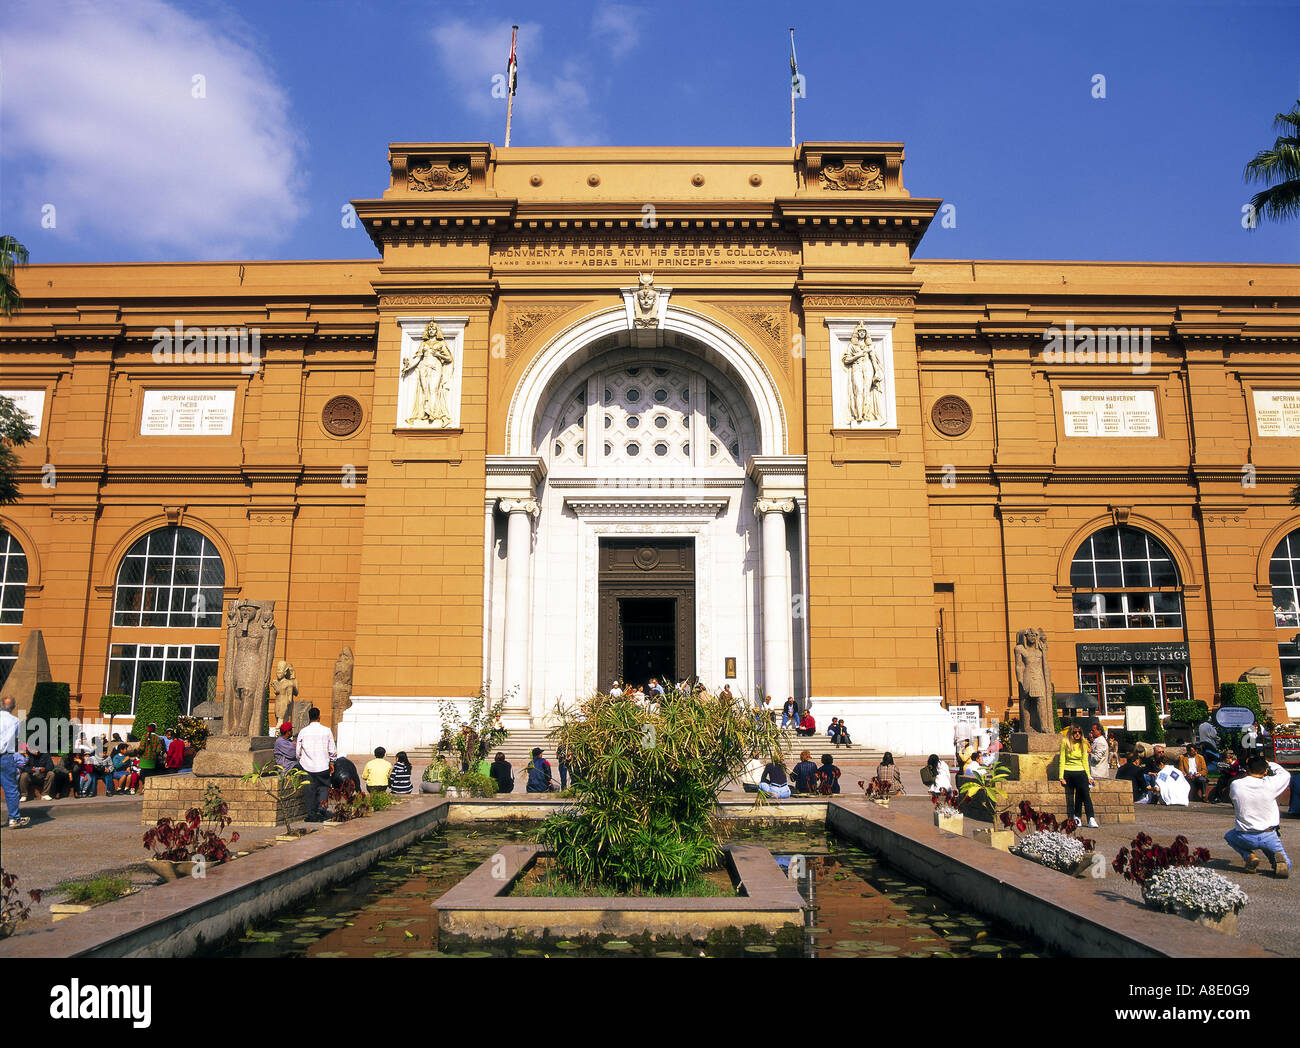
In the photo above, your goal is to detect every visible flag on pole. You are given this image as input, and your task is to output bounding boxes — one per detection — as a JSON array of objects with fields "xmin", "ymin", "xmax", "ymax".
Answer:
[
  {"xmin": 789, "ymin": 28, "xmax": 805, "ymax": 98},
  {"xmin": 507, "ymin": 26, "xmax": 518, "ymax": 97}
]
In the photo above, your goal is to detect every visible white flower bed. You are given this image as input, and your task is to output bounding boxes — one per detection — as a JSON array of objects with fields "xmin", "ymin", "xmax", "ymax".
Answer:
[
  {"xmin": 1010, "ymin": 830, "xmax": 1086, "ymax": 873},
  {"xmin": 1141, "ymin": 866, "xmax": 1249, "ymax": 919}
]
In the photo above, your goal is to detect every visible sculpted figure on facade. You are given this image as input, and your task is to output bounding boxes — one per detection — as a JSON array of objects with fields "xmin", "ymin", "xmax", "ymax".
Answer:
[
  {"xmin": 221, "ymin": 599, "xmax": 277, "ymax": 736},
  {"xmin": 633, "ymin": 272, "xmax": 659, "ymax": 328},
  {"xmin": 842, "ymin": 321, "xmax": 884, "ymax": 425},
  {"xmin": 271, "ymin": 660, "xmax": 299, "ymax": 728},
  {"xmin": 1013, "ymin": 627, "xmax": 1054, "ymax": 734},
  {"xmin": 402, "ymin": 321, "xmax": 455, "ymax": 426},
  {"xmin": 332, "ymin": 647, "xmax": 355, "ymax": 720}
]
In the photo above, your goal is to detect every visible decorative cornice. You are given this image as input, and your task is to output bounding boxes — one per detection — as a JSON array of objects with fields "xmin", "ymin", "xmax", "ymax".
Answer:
[
  {"xmin": 564, "ymin": 495, "xmax": 730, "ymax": 519},
  {"xmin": 379, "ymin": 293, "xmax": 494, "ymax": 309},
  {"xmin": 801, "ymin": 294, "xmax": 915, "ymax": 310}
]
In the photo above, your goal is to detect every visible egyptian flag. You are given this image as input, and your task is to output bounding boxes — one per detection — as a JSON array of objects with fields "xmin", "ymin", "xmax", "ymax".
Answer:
[{"xmin": 507, "ymin": 26, "xmax": 518, "ymax": 96}]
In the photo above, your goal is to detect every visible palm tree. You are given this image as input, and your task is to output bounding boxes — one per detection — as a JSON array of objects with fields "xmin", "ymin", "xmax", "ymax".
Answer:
[
  {"xmin": 0, "ymin": 235, "xmax": 29, "ymax": 317},
  {"xmin": 1243, "ymin": 101, "xmax": 1300, "ymax": 225}
]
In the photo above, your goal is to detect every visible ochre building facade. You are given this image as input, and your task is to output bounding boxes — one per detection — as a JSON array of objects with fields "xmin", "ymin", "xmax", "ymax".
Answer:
[{"xmin": 2, "ymin": 141, "xmax": 1298, "ymax": 753}]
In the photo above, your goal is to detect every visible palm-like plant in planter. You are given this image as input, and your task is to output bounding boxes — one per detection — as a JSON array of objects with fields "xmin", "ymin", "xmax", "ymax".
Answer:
[
  {"xmin": 538, "ymin": 687, "xmax": 785, "ymax": 894},
  {"xmin": 241, "ymin": 761, "xmax": 310, "ymax": 837},
  {"xmin": 956, "ymin": 761, "xmax": 1012, "ymax": 820}
]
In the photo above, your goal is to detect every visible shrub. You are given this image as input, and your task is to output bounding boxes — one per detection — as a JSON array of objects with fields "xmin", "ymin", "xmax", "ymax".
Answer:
[
  {"xmin": 422, "ymin": 759, "xmax": 454, "ymax": 784},
  {"xmin": 56, "ymin": 875, "xmax": 132, "ymax": 906},
  {"xmin": 99, "ymin": 694, "xmax": 131, "ymax": 736},
  {"xmin": 369, "ymin": 790, "xmax": 396, "ymax": 811},
  {"xmin": 1218, "ymin": 682, "xmax": 1266, "ymax": 723},
  {"xmin": 1142, "ymin": 867, "xmax": 1248, "ymax": 918},
  {"xmin": 538, "ymin": 686, "xmax": 784, "ymax": 893},
  {"xmin": 173, "ymin": 716, "xmax": 209, "ymax": 752},
  {"xmin": 141, "ymin": 785, "xmax": 239, "ymax": 863},
  {"xmin": 451, "ymin": 771, "xmax": 497, "ymax": 797},
  {"xmin": 1123, "ymin": 684, "xmax": 1164, "ymax": 743},
  {"xmin": 1169, "ymin": 699, "xmax": 1210, "ymax": 726},
  {"xmin": 1, "ymin": 870, "xmax": 43, "ymax": 935},
  {"xmin": 29, "ymin": 682, "xmax": 71, "ymax": 750},
  {"xmin": 131, "ymin": 681, "xmax": 181, "ymax": 741}
]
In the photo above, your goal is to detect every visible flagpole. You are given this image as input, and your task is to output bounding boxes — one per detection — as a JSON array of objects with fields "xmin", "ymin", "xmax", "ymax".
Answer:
[
  {"xmin": 789, "ymin": 28, "xmax": 797, "ymax": 149},
  {"xmin": 505, "ymin": 25, "xmax": 518, "ymax": 147}
]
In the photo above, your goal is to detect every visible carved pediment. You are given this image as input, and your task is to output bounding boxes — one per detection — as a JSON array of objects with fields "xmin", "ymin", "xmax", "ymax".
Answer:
[
  {"xmin": 408, "ymin": 156, "xmax": 472, "ymax": 192},
  {"xmin": 819, "ymin": 156, "xmax": 885, "ymax": 192}
]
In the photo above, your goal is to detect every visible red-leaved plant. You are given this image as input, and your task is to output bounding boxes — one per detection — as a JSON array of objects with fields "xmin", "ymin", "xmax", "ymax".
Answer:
[
  {"xmin": 1, "ymin": 869, "xmax": 44, "ymax": 935},
  {"xmin": 858, "ymin": 777, "xmax": 892, "ymax": 800},
  {"xmin": 328, "ymin": 780, "xmax": 370, "ymax": 822},
  {"xmin": 142, "ymin": 785, "xmax": 239, "ymax": 863},
  {"xmin": 1111, "ymin": 832, "xmax": 1210, "ymax": 884},
  {"xmin": 999, "ymin": 800, "xmax": 1095, "ymax": 852}
]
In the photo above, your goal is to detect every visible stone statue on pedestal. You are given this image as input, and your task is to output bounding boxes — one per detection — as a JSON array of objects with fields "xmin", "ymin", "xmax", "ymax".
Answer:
[
  {"xmin": 221, "ymin": 599, "xmax": 277, "ymax": 737},
  {"xmin": 271, "ymin": 660, "xmax": 299, "ymax": 729},
  {"xmin": 332, "ymin": 646, "xmax": 354, "ymax": 719},
  {"xmin": 1013, "ymin": 627, "xmax": 1053, "ymax": 734}
]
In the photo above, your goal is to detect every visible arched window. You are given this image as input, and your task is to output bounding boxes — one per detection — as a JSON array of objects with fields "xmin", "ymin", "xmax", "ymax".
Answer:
[
  {"xmin": 107, "ymin": 526, "xmax": 225, "ymax": 716},
  {"xmin": 113, "ymin": 526, "xmax": 224, "ymax": 628},
  {"xmin": 1270, "ymin": 529, "xmax": 1300, "ymax": 628},
  {"xmin": 0, "ymin": 526, "xmax": 28, "ymax": 625},
  {"xmin": 1070, "ymin": 525, "xmax": 1182, "ymax": 630}
]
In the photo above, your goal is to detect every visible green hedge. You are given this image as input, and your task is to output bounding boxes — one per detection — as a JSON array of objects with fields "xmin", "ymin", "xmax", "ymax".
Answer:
[
  {"xmin": 99, "ymin": 694, "xmax": 131, "ymax": 718},
  {"xmin": 130, "ymin": 680, "xmax": 182, "ymax": 740},
  {"xmin": 1169, "ymin": 698, "xmax": 1211, "ymax": 726},
  {"xmin": 1124, "ymin": 683, "xmax": 1164, "ymax": 743},
  {"xmin": 30, "ymin": 681, "xmax": 71, "ymax": 752},
  {"xmin": 1218, "ymin": 682, "xmax": 1266, "ymax": 723}
]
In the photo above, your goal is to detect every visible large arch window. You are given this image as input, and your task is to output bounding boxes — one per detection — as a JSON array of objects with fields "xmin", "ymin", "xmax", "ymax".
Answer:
[
  {"xmin": 1070, "ymin": 526, "xmax": 1183, "ymax": 630},
  {"xmin": 113, "ymin": 526, "xmax": 224, "ymax": 628},
  {"xmin": 1270, "ymin": 529, "xmax": 1300, "ymax": 628},
  {"xmin": 0, "ymin": 526, "xmax": 28, "ymax": 626}
]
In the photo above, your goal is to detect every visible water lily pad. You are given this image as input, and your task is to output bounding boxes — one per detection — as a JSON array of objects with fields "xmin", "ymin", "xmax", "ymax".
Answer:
[
  {"xmin": 371, "ymin": 950, "xmax": 400, "ymax": 958},
  {"xmin": 363, "ymin": 936, "xmax": 387, "ymax": 944},
  {"xmin": 313, "ymin": 951, "xmax": 348, "ymax": 958},
  {"xmin": 299, "ymin": 916, "xmax": 327, "ymax": 923},
  {"xmin": 515, "ymin": 949, "xmax": 544, "ymax": 957},
  {"xmin": 555, "ymin": 941, "xmax": 582, "ymax": 950},
  {"xmin": 407, "ymin": 950, "xmax": 446, "ymax": 958},
  {"xmin": 460, "ymin": 950, "xmax": 493, "ymax": 958},
  {"xmin": 602, "ymin": 940, "xmax": 634, "ymax": 952},
  {"xmin": 744, "ymin": 944, "xmax": 778, "ymax": 953},
  {"xmin": 944, "ymin": 935, "xmax": 971, "ymax": 944},
  {"xmin": 292, "ymin": 937, "xmax": 320, "ymax": 945},
  {"xmin": 971, "ymin": 944, "xmax": 1002, "ymax": 953},
  {"xmin": 865, "ymin": 943, "xmax": 900, "ymax": 952}
]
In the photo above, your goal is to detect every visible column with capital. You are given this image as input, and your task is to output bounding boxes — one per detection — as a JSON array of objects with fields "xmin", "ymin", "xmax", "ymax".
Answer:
[
  {"xmin": 499, "ymin": 497, "xmax": 539, "ymax": 708},
  {"xmin": 757, "ymin": 497, "xmax": 795, "ymax": 704}
]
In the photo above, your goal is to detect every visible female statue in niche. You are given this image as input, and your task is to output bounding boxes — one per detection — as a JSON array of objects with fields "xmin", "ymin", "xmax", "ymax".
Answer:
[
  {"xmin": 843, "ymin": 322, "xmax": 884, "ymax": 425},
  {"xmin": 402, "ymin": 321, "xmax": 455, "ymax": 426}
]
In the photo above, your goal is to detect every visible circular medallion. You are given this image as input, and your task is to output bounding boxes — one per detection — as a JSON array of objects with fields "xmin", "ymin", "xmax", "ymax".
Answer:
[
  {"xmin": 931, "ymin": 395, "xmax": 973, "ymax": 437},
  {"xmin": 529, "ymin": 174, "xmax": 543, "ymax": 186},
  {"xmin": 587, "ymin": 173, "xmax": 601, "ymax": 187},
  {"xmin": 633, "ymin": 546, "xmax": 661, "ymax": 571},
  {"xmin": 749, "ymin": 173, "xmax": 763, "ymax": 187},
  {"xmin": 691, "ymin": 173, "xmax": 705, "ymax": 187},
  {"xmin": 322, "ymin": 395, "xmax": 363, "ymax": 436}
]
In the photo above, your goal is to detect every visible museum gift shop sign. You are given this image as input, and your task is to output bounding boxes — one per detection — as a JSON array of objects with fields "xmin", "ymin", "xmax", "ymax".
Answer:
[
  {"xmin": 139, "ymin": 390, "xmax": 236, "ymax": 436},
  {"xmin": 1075, "ymin": 642, "xmax": 1189, "ymax": 665},
  {"xmin": 1061, "ymin": 390, "xmax": 1158, "ymax": 438}
]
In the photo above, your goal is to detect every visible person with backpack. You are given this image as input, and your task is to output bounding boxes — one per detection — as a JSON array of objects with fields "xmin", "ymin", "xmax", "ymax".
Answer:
[
  {"xmin": 922, "ymin": 753, "xmax": 951, "ymax": 793},
  {"xmin": 526, "ymin": 747, "xmax": 553, "ymax": 792}
]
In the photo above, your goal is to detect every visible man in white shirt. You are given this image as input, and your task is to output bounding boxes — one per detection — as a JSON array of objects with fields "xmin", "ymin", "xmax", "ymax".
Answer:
[
  {"xmin": 1225, "ymin": 756, "xmax": 1292, "ymax": 877},
  {"xmin": 1, "ymin": 695, "xmax": 30, "ymax": 828},
  {"xmin": 1088, "ymin": 724, "xmax": 1110, "ymax": 779},
  {"xmin": 295, "ymin": 706, "xmax": 337, "ymax": 822},
  {"xmin": 1152, "ymin": 758, "xmax": 1190, "ymax": 806}
]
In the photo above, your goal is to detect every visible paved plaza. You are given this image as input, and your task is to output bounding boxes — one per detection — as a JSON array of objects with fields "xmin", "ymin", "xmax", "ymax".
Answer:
[{"xmin": 3, "ymin": 754, "xmax": 1293, "ymax": 955}]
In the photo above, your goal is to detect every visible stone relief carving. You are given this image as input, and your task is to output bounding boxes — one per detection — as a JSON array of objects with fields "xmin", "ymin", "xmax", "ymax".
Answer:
[
  {"xmin": 221, "ymin": 599, "xmax": 277, "ymax": 736},
  {"xmin": 633, "ymin": 273, "xmax": 660, "ymax": 328},
  {"xmin": 842, "ymin": 322, "xmax": 885, "ymax": 425},
  {"xmin": 507, "ymin": 304, "xmax": 577, "ymax": 367},
  {"xmin": 332, "ymin": 647, "xmax": 354, "ymax": 719},
  {"xmin": 409, "ymin": 157, "xmax": 472, "ymax": 192},
  {"xmin": 819, "ymin": 157, "xmax": 885, "ymax": 192},
  {"xmin": 401, "ymin": 321, "xmax": 456, "ymax": 427},
  {"xmin": 1013, "ymin": 627, "xmax": 1054, "ymax": 734}
]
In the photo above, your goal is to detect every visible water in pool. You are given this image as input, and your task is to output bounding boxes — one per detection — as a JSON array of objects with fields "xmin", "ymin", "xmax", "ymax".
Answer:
[{"xmin": 215, "ymin": 824, "xmax": 1047, "ymax": 958}]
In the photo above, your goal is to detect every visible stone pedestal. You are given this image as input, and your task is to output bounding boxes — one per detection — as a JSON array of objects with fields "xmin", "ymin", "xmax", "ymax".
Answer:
[
  {"xmin": 999, "ymin": 752, "xmax": 1056, "ymax": 781},
  {"xmin": 1010, "ymin": 731, "xmax": 1060, "ymax": 753},
  {"xmin": 141, "ymin": 771, "xmax": 306, "ymax": 828},
  {"xmin": 192, "ymin": 735, "xmax": 274, "ymax": 777},
  {"xmin": 960, "ymin": 774, "xmax": 1135, "ymax": 825}
]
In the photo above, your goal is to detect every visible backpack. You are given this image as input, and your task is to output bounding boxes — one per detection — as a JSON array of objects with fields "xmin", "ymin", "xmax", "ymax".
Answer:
[{"xmin": 919, "ymin": 764, "xmax": 936, "ymax": 787}]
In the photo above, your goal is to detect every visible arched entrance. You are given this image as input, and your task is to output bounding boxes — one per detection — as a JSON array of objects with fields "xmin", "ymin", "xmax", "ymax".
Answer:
[{"xmin": 485, "ymin": 306, "xmax": 806, "ymax": 724}]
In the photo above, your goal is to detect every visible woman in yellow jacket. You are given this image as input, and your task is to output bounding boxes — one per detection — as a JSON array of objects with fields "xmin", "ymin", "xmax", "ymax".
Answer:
[{"xmin": 1059, "ymin": 724, "xmax": 1098, "ymax": 827}]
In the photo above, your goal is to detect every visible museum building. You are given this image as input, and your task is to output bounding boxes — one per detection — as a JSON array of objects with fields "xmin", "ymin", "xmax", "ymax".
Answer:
[{"xmin": 1, "ymin": 140, "xmax": 1298, "ymax": 754}]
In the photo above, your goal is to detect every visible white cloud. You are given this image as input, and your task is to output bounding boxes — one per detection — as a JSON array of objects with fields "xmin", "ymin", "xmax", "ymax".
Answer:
[
  {"xmin": 430, "ymin": 13, "xmax": 644, "ymax": 147},
  {"xmin": 0, "ymin": 0, "xmax": 306, "ymax": 258}
]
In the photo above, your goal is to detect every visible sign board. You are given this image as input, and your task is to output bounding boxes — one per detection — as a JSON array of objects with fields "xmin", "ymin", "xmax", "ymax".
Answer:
[
  {"xmin": 1252, "ymin": 390, "xmax": 1300, "ymax": 437},
  {"xmin": 0, "ymin": 390, "xmax": 46, "ymax": 437},
  {"xmin": 1061, "ymin": 390, "xmax": 1158, "ymax": 438},
  {"xmin": 950, "ymin": 704, "xmax": 981, "ymax": 739},
  {"xmin": 1213, "ymin": 705, "xmax": 1256, "ymax": 730},
  {"xmin": 140, "ymin": 390, "xmax": 235, "ymax": 436},
  {"xmin": 1124, "ymin": 704, "xmax": 1148, "ymax": 733},
  {"xmin": 1076, "ymin": 642, "xmax": 1189, "ymax": 666}
]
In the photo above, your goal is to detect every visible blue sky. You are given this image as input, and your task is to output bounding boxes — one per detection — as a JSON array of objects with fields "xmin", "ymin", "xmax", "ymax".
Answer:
[{"xmin": 2, "ymin": 0, "xmax": 1297, "ymax": 265}]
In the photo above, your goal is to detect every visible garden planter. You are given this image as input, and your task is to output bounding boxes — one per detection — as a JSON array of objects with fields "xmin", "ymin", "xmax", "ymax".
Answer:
[
  {"xmin": 446, "ymin": 787, "xmax": 463, "ymax": 799},
  {"xmin": 973, "ymin": 828, "xmax": 1013, "ymax": 852},
  {"xmin": 933, "ymin": 811, "xmax": 964, "ymax": 834},
  {"xmin": 146, "ymin": 859, "xmax": 198, "ymax": 882},
  {"xmin": 420, "ymin": 781, "xmax": 443, "ymax": 795},
  {"xmin": 1144, "ymin": 902, "xmax": 1239, "ymax": 936},
  {"xmin": 51, "ymin": 903, "xmax": 94, "ymax": 922}
]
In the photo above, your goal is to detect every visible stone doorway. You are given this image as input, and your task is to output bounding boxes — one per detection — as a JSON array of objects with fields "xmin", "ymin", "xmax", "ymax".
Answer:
[{"xmin": 598, "ymin": 539, "xmax": 694, "ymax": 690}]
